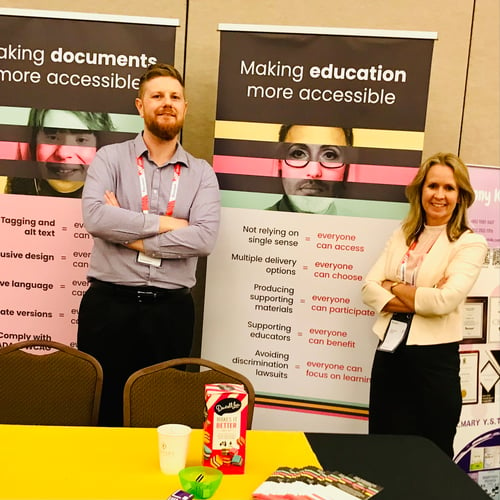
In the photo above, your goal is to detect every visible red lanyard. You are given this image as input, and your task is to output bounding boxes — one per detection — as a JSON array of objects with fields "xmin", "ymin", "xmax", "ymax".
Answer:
[
  {"xmin": 400, "ymin": 232, "xmax": 440, "ymax": 284},
  {"xmin": 136, "ymin": 156, "xmax": 181, "ymax": 216}
]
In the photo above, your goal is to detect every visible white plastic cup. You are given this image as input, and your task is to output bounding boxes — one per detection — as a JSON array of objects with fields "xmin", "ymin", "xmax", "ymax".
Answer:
[{"xmin": 157, "ymin": 424, "xmax": 192, "ymax": 474}]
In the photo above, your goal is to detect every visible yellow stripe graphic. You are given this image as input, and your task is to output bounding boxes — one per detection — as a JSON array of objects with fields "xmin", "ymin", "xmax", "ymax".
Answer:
[
  {"xmin": 215, "ymin": 121, "xmax": 282, "ymax": 141},
  {"xmin": 215, "ymin": 120, "xmax": 424, "ymax": 150},
  {"xmin": 354, "ymin": 128, "xmax": 424, "ymax": 150}
]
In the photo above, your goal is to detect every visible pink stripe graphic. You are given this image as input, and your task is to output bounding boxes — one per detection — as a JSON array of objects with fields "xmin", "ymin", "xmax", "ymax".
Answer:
[
  {"xmin": 0, "ymin": 141, "xmax": 28, "ymax": 160},
  {"xmin": 347, "ymin": 164, "xmax": 417, "ymax": 185},
  {"xmin": 213, "ymin": 155, "xmax": 276, "ymax": 176},
  {"xmin": 0, "ymin": 141, "xmax": 97, "ymax": 165},
  {"xmin": 213, "ymin": 154, "xmax": 417, "ymax": 186}
]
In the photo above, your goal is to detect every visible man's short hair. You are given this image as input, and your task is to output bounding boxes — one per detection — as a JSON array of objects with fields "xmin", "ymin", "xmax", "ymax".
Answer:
[{"xmin": 138, "ymin": 63, "xmax": 184, "ymax": 97}]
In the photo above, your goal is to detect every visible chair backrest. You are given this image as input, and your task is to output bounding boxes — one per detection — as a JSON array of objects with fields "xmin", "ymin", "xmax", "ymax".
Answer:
[
  {"xmin": 0, "ymin": 340, "xmax": 103, "ymax": 426},
  {"xmin": 123, "ymin": 357, "xmax": 255, "ymax": 429}
]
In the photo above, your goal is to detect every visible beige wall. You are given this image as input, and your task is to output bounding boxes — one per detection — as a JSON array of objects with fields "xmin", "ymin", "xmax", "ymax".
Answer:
[
  {"xmin": 2, "ymin": 0, "xmax": 497, "ymax": 166},
  {"xmin": 460, "ymin": 0, "xmax": 500, "ymax": 166}
]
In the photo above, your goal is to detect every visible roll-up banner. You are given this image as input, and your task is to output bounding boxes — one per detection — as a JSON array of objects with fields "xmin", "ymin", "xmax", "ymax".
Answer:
[
  {"xmin": 0, "ymin": 8, "xmax": 177, "ymax": 346},
  {"xmin": 453, "ymin": 163, "xmax": 500, "ymax": 492},
  {"xmin": 201, "ymin": 24, "xmax": 496, "ymax": 440}
]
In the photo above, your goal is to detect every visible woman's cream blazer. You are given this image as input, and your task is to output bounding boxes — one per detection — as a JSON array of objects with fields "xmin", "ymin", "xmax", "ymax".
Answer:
[{"xmin": 362, "ymin": 227, "xmax": 488, "ymax": 345}]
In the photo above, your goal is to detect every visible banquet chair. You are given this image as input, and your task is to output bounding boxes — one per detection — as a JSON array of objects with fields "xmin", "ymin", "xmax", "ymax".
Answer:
[
  {"xmin": 123, "ymin": 357, "xmax": 255, "ymax": 428},
  {"xmin": 0, "ymin": 339, "xmax": 103, "ymax": 426}
]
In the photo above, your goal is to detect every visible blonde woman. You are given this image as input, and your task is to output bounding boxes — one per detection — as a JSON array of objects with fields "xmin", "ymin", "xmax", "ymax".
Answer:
[{"xmin": 362, "ymin": 152, "xmax": 488, "ymax": 457}]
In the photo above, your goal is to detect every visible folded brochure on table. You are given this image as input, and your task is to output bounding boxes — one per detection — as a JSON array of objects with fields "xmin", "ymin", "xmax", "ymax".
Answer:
[{"xmin": 252, "ymin": 465, "xmax": 383, "ymax": 499}]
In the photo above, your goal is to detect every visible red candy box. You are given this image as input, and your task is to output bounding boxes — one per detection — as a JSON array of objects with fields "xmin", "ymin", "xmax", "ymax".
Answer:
[{"xmin": 203, "ymin": 383, "xmax": 247, "ymax": 474}]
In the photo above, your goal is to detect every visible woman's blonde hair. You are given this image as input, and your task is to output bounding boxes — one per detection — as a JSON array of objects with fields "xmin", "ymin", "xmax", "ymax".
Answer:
[{"xmin": 402, "ymin": 152, "xmax": 475, "ymax": 245}]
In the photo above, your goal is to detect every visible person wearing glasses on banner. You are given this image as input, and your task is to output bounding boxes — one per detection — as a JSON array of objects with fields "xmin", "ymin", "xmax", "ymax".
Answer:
[
  {"xmin": 77, "ymin": 63, "xmax": 221, "ymax": 426},
  {"xmin": 268, "ymin": 124, "xmax": 353, "ymax": 214},
  {"xmin": 361, "ymin": 152, "xmax": 488, "ymax": 458}
]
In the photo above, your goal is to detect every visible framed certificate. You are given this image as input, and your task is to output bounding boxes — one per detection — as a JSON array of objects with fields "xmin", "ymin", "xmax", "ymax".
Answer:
[
  {"xmin": 459, "ymin": 350, "xmax": 479, "ymax": 404},
  {"xmin": 488, "ymin": 296, "xmax": 500, "ymax": 343},
  {"xmin": 461, "ymin": 297, "xmax": 488, "ymax": 344}
]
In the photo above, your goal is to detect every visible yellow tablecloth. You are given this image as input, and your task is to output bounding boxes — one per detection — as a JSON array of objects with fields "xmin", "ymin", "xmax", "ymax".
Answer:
[{"xmin": 0, "ymin": 425, "xmax": 320, "ymax": 499}]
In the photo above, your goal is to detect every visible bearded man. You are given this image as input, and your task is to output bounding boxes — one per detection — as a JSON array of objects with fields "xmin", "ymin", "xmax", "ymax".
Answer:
[{"xmin": 77, "ymin": 63, "xmax": 221, "ymax": 426}]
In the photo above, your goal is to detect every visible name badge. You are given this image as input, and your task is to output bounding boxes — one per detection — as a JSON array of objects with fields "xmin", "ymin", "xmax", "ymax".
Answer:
[
  {"xmin": 377, "ymin": 313, "xmax": 413, "ymax": 353},
  {"xmin": 137, "ymin": 252, "xmax": 162, "ymax": 267}
]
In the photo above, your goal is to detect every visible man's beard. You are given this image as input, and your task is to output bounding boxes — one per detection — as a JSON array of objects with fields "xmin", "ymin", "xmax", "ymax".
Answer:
[{"xmin": 145, "ymin": 113, "xmax": 183, "ymax": 141}]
